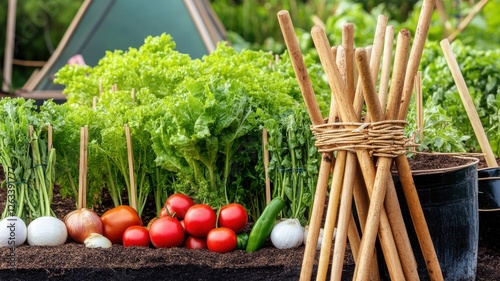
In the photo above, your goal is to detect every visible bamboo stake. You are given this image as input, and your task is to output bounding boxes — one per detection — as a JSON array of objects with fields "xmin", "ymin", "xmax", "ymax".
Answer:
[
  {"xmin": 83, "ymin": 125, "xmax": 88, "ymax": 209},
  {"xmin": 399, "ymin": 0, "xmax": 435, "ymax": 120},
  {"xmin": 346, "ymin": 17, "xmax": 418, "ymax": 279},
  {"xmin": 329, "ymin": 37, "xmax": 377, "ymax": 281},
  {"xmin": 329, "ymin": 153, "xmax": 361, "ymax": 281},
  {"xmin": 342, "ymin": 24, "xmax": 355, "ymax": 102},
  {"xmin": 352, "ymin": 16, "xmax": 387, "ymax": 118},
  {"xmin": 396, "ymin": 1, "xmax": 444, "ymax": 279},
  {"xmin": 378, "ymin": 31, "xmax": 420, "ymax": 281},
  {"xmin": 78, "ymin": 126, "xmax": 88, "ymax": 209},
  {"xmin": 263, "ymin": 128, "xmax": 271, "ymax": 204},
  {"xmin": 317, "ymin": 45, "xmax": 345, "ymax": 281},
  {"xmin": 317, "ymin": 150, "xmax": 347, "ymax": 281},
  {"xmin": 311, "ymin": 26, "xmax": 421, "ymax": 281},
  {"xmin": 48, "ymin": 124, "xmax": 53, "ymax": 152},
  {"xmin": 310, "ymin": 27, "xmax": 405, "ymax": 281},
  {"xmin": 353, "ymin": 48, "xmax": 406, "ymax": 281},
  {"xmin": 440, "ymin": 39, "xmax": 498, "ymax": 168},
  {"xmin": 277, "ymin": 11, "xmax": 335, "ymax": 281},
  {"xmin": 350, "ymin": 167, "xmax": 382, "ymax": 281},
  {"xmin": 379, "ymin": 26, "xmax": 395, "ymax": 112},
  {"xmin": 125, "ymin": 124, "xmax": 137, "ymax": 211}
]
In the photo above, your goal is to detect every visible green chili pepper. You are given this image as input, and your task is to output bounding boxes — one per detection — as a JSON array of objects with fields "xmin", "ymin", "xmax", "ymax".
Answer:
[
  {"xmin": 236, "ymin": 232, "xmax": 249, "ymax": 250},
  {"xmin": 245, "ymin": 197, "xmax": 285, "ymax": 253}
]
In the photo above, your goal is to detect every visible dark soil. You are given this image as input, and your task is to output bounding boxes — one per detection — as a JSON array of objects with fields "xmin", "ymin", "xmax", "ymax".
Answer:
[{"xmin": 0, "ymin": 154, "xmax": 499, "ymax": 280}]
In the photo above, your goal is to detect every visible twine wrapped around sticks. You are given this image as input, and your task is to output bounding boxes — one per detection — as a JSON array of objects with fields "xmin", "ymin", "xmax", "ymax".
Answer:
[{"xmin": 311, "ymin": 119, "xmax": 412, "ymax": 157}]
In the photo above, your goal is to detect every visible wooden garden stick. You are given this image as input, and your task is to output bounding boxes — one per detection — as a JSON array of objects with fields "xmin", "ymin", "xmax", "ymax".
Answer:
[
  {"xmin": 329, "ymin": 42, "xmax": 379, "ymax": 281},
  {"xmin": 125, "ymin": 124, "xmax": 137, "ymax": 211},
  {"xmin": 330, "ymin": 153, "xmax": 362, "ymax": 281},
  {"xmin": 395, "ymin": 1, "xmax": 444, "ymax": 279},
  {"xmin": 78, "ymin": 127, "xmax": 84, "ymax": 209},
  {"xmin": 277, "ymin": 11, "xmax": 336, "ymax": 281},
  {"xmin": 399, "ymin": 0, "xmax": 435, "ymax": 120},
  {"xmin": 353, "ymin": 48, "xmax": 406, "ymax": 281},
  {"xmin": 263, "ymin": 128, "xmax": 271, "ymax": 204},
  {"xmin": 343, "ymin": 17, "xmax": 415, "ymax": 280},
  {"xmin": 317, "ymin": 45, "xmax": 346, "ymax": 281},
  {"xmin": 310, "ymin": 27, "xmax": 405, "ymax": 281},
  {"xmin": 378, "ymin": 26, "xmax": 395, "ymax": 112},
  {"xmin": 351, "ymin": 167, "xmax": 381, "ymax": 281},
  {"xmin": 342, "ymin": 24, "xmax": 355, "ymax": 101},
  {"xmin": 353, "ymin": 15, "xmax": 387, "ymax": 118},
  {"xmin": 83, "ymin": 125, "xmax": 88, "ymax": 209},
  {"xmin": 378, "ymin": 31, "xmax": 420, "ymax": 281},
  {"xmin": 78, "ymin": 126, "xmax": 88, "ymax": 209},
  {"xmin": 440, "ymin": 39, "xmax": 498, "ymax": 168},
  {"xmin": 317, "ymin": 150, "xmax": 347, "ymax": 281}
]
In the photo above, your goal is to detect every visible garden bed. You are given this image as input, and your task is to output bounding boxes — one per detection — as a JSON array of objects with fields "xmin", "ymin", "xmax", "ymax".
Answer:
[{"xmin": 0, "ymin": 154, "xmax": 499, "ymax": 280}]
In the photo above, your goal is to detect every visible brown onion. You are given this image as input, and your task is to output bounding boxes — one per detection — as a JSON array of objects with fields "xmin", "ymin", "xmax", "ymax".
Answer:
[{"xmin": 64, "ymin": 208, "xmax": 103, "ymax": 243}]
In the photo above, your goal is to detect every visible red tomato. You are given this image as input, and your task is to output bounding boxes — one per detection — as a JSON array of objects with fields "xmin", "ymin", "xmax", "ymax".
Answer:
[
  {"xmin": 218, "ymin": 203, "xmax": 248, "ymax": 233},
  {"xmin": 101, "ymin": 205, "xmax": 143, "ymax": 244},
  {"xmin": 149, "ymin": 216, "xmax": 185, "ymax": 248},
  {"xmin": 207, "ymin": 227, "xmax": 237, "ymax": 253},
  {"xmin": 159, "ymin": 206, "xmax": 168, "ymax": 217},
  {"xmin": 165, "ymin": 193, "xmax": 195, "ymax": 219},
  {"xmin": 122, "ymin": 226, "xmax": 150, "ymax": 247},
  {"xmin": 184, "ymin": 236, "xmax": 207, "ymax": 249},
  {"xmin": 184, "ymin": 204, "xmax": 216, "ymax": 237}
]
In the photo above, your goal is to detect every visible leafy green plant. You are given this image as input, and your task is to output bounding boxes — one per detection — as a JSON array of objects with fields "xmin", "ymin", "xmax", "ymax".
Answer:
[
  {"xmin": 417, "ymin": 40, "xmax": 500, "ymax": 156},
  {"xmin": 265, "ymin": 105, "xmax": 319, "ymax": 225},
  {"xmin": 0, "ymin": 98, "xmax": 57, "ymax": 222},
  {"xmin": 53, "ymin": 34, "xmax": 332, "ymax": 221}
]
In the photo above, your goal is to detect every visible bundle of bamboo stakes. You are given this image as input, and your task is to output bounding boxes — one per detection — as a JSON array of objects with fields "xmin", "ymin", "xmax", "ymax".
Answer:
[{"xmin": 277, "ymin": 0, "xmax": 444, "ymax": 280}]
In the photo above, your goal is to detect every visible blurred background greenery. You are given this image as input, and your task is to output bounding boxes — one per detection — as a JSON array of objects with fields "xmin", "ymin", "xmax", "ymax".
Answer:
[{"xmin": 1, "ymin": 0, "xmax": 499, "ymax": 91}]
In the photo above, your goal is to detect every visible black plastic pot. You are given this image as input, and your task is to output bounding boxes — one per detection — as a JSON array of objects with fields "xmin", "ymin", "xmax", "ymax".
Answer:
[
  {"xmin": 477, "ymin": 167, "xmax": 500, "ymax": 211},
  {"xmin": 392, "ymin": 156, "xmax": 479, "ymax": 281}
]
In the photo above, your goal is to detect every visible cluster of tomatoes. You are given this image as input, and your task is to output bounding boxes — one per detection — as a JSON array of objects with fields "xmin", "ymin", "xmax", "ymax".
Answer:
[{"xmin": 101, "ymin": 194, "xmax": 248, "ymax": 253}]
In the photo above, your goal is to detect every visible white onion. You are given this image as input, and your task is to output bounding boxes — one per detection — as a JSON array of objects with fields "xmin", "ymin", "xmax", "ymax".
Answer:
[
  {"xmin": 64, "ymin": 208, "xmax": 103, "ymax": 243},
  {"xmin": 270, "ymin": 218, "xmax": 304, "ymax": 249},
  {"xmin": 0, "ymin": 216, "xmax": 27, "ymax": 247},
  {"xmin": 84, "ymin": 233, "xmax": 112, "ymax": 248},
  {"xmin": 27, "ymin": 216, "xmax": 68, "ymax": 246},
  {"xmin": 304, "ymin": 226, "xmax": 336, "ymax": 250}
]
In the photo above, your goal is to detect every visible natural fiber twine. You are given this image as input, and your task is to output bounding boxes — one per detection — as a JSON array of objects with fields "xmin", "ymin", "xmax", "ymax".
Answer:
[{"xmin": 311, "ymin": 119, "xmax": 413, "ymax": 157}]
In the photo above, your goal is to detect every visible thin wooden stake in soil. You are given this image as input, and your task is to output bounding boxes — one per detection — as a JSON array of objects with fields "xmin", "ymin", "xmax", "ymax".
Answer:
[
  {"xmin": 329, "ymin": 17, "xmax": 385, "ymax": 278},
  {"xmin": 83, "ymin": 125, "xmax": 88, "ymax": 209},
  {"xmin": 48, "ymin": 124, "xmax": 53, "ymax": 152},
  {"xmin": 277, "ymin": 10, "xmax": 335, "ymax": 281},
  {"xmin": 440, "ymin": 39, "xmax": 498, "ymax": 168},
  {"xmin": 78, "ymin": 126, "xmax": 88, "ymax": 209},
  {"xmin": 263, "ymin": 128, "xmax": 271, "ymax": 204},
  {"xmin": 353, "ymin": 48, "xmax": 406, "ymax": 281},
  {"xmin": 379, "ymin": 26, "xmax": 395, "ymax": 111},
  {"xmin": 125, "ymin": 124, "xmax": 137, "ymax": 211},
  {"xmin": 395, "ymin": 1, "xmax": 444, "ymax": 279}
]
